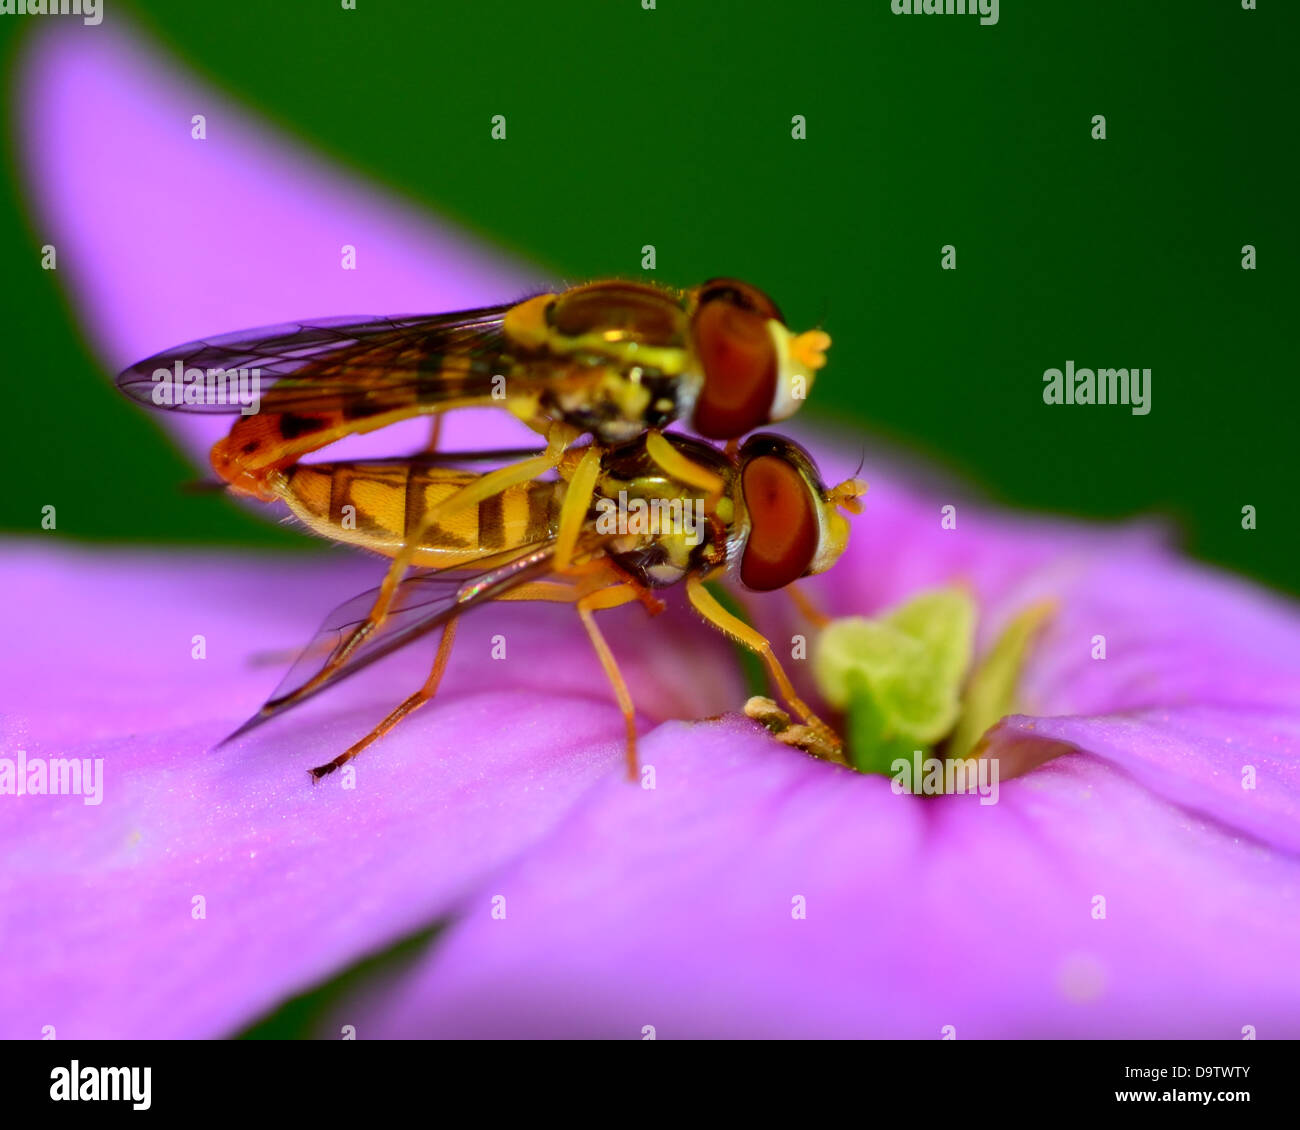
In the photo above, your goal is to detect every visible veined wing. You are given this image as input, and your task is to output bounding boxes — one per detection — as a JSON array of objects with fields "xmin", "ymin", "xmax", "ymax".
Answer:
[
  {"xmin": 117, "ymin": 305, "xmax": 524, "ymax": 415},
  {"xmin": 221, "ymin": 539, "xmax": 606, "ymax": 742}
]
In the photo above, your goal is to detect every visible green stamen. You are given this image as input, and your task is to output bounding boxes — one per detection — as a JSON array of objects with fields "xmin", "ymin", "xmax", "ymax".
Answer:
[
  {"xmin": 946, "ymin": 599, "xmax": 1057, "ymax": 762},
  {"xmin": 812, "ymin": 586, "xmax": 1055, "ymax": 779},
  {"xmin": 814, "ymin": 587, "xmax": 976, "ymax": 774}
]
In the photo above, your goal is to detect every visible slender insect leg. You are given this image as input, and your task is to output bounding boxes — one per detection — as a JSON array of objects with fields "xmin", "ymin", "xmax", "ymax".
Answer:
[
  {"xmin": 685, "ymin": 575, "xmax": 848, "ymax": 765},
  {"xmin": 310, "ymin": 615, "xmax": 461, "ymax": 780},
  {"xmin": 723, "ymin": 580, "xmax": 833, "ymax": 680},
  {"xmin": 641, "ymin": 431, "xmax": 729, "ymax": 544},
  {"xmin": 568, "ymin": 556, "xmax": 667, "ymax": 617},
  {"xmin": 787, "ymin": 582, "xmax": 830, "ymax": 629},
  {"xmin": 467, "ymin": 570, "xmax": 652, "ymax": 779},
  {"xmin": 575, "ymin": 584, "xmax": 646, "ymax": 780},
  {"xmin": 288, "ymin": 430, "xmax": 578, "ymax": 704},
  {"xmin": 644, "ymin": 430, "xmax": 726, "ymax": 505},
  {"xmin": 553, "ymin": 446, "xmax": 602, "ymax": 572},
  {"xmin": 494, "ymin": 569, "xmax": 652, "ymax": 778},
  {"xmin": 421, "ymin": 415, "xmax": 444, "ymax": 454}
]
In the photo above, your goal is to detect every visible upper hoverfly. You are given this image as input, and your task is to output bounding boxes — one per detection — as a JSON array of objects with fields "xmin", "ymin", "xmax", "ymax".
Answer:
[
  {"xmin": 116, "ymin": 277, "xmax": 832, "ymax": 502},
  {"xmin": 222, "ymin": 431, "xmax": 866, "ymax": 780}
]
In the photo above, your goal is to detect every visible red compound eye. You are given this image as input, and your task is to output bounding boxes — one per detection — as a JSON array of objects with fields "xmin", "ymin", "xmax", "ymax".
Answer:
[
  {"xmin": 696, "ymin": 278, "xmax": 783, "ymax": 323},
  {"xmin": 739, "ymin": 453, "xmax": 819, "ymax": 591},
  {"xmin": 691, "ymin": 298, "xmax": 778, "ymax": 439}
]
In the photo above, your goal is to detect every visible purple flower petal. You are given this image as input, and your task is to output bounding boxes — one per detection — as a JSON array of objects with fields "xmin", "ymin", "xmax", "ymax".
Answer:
[
  {"xmin": 340, "ymin": 719, "xmax": 1300, "ymax": 1038},
  {"xmin": 2, "ymin": 24, "xmax": 746, "ymax": 1038},
  {"xmin": 0, "ymin": 545, "xmax": 743, "ymax": 1038},
  {"xmin": 1012, "ymin": 548, "xmax": 1300, "ymax": 716},
  {"xmin": 774, "ymin": 424, "xmax": 1172, "ymax": 630},
  {"xmin": 10, "ymin": 22, "xmax": 1300, "ymax": 1044},
  {"xmin": 992, "ymin": 708, "xmax": 1300, "ymax": 854}
]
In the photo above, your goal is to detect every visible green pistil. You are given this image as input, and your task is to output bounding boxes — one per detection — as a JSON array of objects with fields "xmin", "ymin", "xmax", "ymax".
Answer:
[{"xmin": 812, "ymin": 586, "xmax": 1053, "ymax": 777}]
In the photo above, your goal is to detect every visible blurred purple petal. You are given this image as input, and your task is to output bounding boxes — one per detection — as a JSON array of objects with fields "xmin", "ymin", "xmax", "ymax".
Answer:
[
  {"xmin": 1013, "ymin": 548, "xmax": 1300, "ymax": 715},
  {"xmin": 9, "ymin": 22, "xmax": 1300, "ymax": 1044},
  {"xmin": 993, "ymin": 708, "xmax": 1300, "ymax": 854},
  {"xmin": 1, "ymin": 23, "xmax": 743, "ymax": 1039},
  {"xmin": 342, "ymin": 720, "xmax": 1300, "ymax": 1038},
  {"xmin": 0, "ymin": 544, "xmax": 743, "ymax": 1038}
]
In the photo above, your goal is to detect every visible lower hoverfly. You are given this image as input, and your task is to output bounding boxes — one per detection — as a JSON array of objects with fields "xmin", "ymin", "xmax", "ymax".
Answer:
[{"xmin": 225, "ymin": 432, "xmax": 866, "ymax": 780}]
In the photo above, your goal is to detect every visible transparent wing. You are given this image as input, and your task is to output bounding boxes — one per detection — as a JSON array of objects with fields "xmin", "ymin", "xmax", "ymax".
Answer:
[
  {"xmin": 221, "ymin": 542, "xmax": 583, "ymax": 742},
  {"xmin": 117, "ymin": 306, "xmax": 522, "ymax": 414}
]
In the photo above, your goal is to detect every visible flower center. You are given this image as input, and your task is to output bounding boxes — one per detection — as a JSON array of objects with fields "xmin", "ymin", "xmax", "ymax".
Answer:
[{"xmin": 812, "ymin": 587, "xmax": 1055, "ymax": 782}]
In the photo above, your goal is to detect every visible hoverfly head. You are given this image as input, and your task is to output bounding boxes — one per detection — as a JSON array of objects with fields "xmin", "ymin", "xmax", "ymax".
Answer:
[
  {"xmin": 690, "ymin": 279, "xmax": 831, "ymax": 440},
  {"xmin": 735, "ymin": 435, "xmax": 860, "ymax": 592}
]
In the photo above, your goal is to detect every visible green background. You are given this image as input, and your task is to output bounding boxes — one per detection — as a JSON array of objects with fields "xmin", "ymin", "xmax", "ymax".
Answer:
[{"xmin": 2, "ymin": 0, "xmax": 1296, "ymax": 594}]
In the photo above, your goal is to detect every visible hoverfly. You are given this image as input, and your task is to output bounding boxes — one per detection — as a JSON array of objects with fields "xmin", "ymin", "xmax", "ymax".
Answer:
[
  {"xmin": 116, "ymin": 277, "xmax": 832, "ymax": 502},
  {"xmin": 118, "ymin": 278, "xmax": 833, "ymax": 710},
  {"xmin": 224, "ymin": 432, "xmax": 866, "ymax": 780}
]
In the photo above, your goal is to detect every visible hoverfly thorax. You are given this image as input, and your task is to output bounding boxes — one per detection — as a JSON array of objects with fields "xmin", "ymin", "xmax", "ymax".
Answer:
[
  {"xmin": 596, "ymin": 434, "xmax": 735, "ymax": 587},
  {"xmin": 735, "ymin": 434, "xmax": 865, "ymax": 592},
  {"xmin": 688, "ymin": 279, "xmax": 831, "ymax": 440},
  {"xmin": 504, "ymin": 280, "xmax": 694, "ymax": 444}
]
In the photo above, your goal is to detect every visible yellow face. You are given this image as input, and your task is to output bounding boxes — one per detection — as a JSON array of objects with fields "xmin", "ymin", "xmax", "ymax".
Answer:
[{"xmin": 810, "ymin": 478, "xmax": 867, "ymax": 575}]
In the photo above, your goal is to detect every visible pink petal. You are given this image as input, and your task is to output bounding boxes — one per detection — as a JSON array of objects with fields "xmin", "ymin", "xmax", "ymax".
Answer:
[
  {"xmin": 993, "ymin": 707, "xmax": 1300, "ymax": 854},
  {"xmin": 0, "ymin": 545, "xmax": 742, "ymax": 1038},
  {"xmin": 341, "ymin": 719, "xmax": 1300, "ymax": 1038}
]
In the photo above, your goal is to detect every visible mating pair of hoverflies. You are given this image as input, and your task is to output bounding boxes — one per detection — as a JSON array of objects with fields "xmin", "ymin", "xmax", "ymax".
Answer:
[{"xmin": 119, "ymin": 277, "xmax": 866, "ymax": 779}]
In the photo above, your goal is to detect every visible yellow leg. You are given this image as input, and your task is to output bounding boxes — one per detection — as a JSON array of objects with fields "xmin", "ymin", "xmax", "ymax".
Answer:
[
  {"xmin": 310, "ymin": 615, "xmax": 460, "ymax": 780},
  {"xmin": 553, "ymin": 446, "xmax": 602, "ymax": 572},
  {"xmin": 421, "ymin": 415, "xmax": 444, "ymax": 454},
  {"xmin": 787, "ymin": 582, "xmax": 830, "ymax": 629},
  {"xmin": 287, "ymin": 428, "xmax": 579, "ymax": 706},
  {"xmin": 474, "ymin": 569, "xmax": 650, "ymax": 780},
  {"xmin": 644, "ymin": 430, "xmax": 726, "ymax": 503},
  {"xmin": 576, "ymin": 584, "xmax": 645, "ymax": 780},
  {"xmin": 643, "ymin": 431, "xmax": 729, "ymax": 547},
  {"xmin": 685, "ymin": 575, "xmax": 847, "ymax": 764}
]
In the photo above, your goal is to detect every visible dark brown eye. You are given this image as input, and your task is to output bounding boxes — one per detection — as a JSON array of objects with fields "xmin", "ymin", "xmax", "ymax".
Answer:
[
  {"xmin": 696, "ymin": 278, "xmax": 783, "ymax": 323},
  {"xmin": 691, "ymin": 299, "xmax": 778, "ymax": 439},
  {"xmin": 739, "ymin": 454, "xmax": 819, "ymax": 591}
]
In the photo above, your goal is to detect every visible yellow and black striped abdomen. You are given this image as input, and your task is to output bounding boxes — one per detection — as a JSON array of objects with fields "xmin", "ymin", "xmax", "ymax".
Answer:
[
  {"xmin": 274, "ymin": 461, "xmax": 563, "ymax": 567},
  {"xmin": 210, "ymin": 357, "xmax": 498, "ymax": 495}
]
